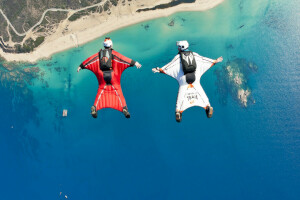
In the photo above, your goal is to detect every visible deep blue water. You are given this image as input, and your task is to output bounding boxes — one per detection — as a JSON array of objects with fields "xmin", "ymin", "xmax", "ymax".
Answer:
[{"xmin": 0, "ymin": 0, "xmax": 299, "ymax": 199}]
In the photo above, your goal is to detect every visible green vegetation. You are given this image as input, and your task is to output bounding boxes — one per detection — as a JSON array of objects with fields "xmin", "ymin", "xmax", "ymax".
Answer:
[
  {"xmin": 103, "ymin": 1, "xmax": 111, "ymax": 11},
  {"xmin": 9, "ymin": 27, "xmax": 25, "ymax": 43},
  {"xmin": 68, "ymin": 6, "xmax": 100, "ymax": 21},
  {"xmin": 0, "ymin": 0, "xmax": 108, "ymax": 42},
  {"xmin": 110, "ymin": 0, "xmax": 119, "ymax": 6},
  {"xmin": 22, "ymin": 40, "xmax": 35, "ymax": 53},
  {"xmin": 68, "ymin": 10, "xmax": 88, "ymax": 21},
  {"xmin": 34, "ymin": 36, "xmax": 45, "ymax": 47},
  {"xmin": 0, "ymin": 14, "xmax": 9, "ymax": 41},
  {"xmin": 14, "ymin": 36, "xmax": 45, "ymax": 53},
  {"xmin": 0, "ymin": 0, "xmax": 116, "ymax": 52}
]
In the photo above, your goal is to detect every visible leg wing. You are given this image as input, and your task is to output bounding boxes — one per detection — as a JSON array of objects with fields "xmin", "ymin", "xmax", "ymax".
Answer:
[
  {"xmin": 176, "ymin": 83, "xmax": 211, "ymax": 113},
  {"xmin": 94, "ymin": 84, "xmax": 126, "ymax": 112}
]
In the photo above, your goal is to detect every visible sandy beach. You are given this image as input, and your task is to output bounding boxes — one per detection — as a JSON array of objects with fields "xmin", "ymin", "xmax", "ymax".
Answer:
[{"xmin": 0, "ymin": 0, "xmax": 224, "ymax": 63}]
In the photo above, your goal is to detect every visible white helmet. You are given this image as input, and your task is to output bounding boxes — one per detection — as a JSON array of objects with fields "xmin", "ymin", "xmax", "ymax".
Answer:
[
  {"xmin": 176, "ymin": 40, "xmax": 189, "ymax": 51},
  {"xmin": 103, "ymin": 37, "xmax": 113, "ymax": 48}
]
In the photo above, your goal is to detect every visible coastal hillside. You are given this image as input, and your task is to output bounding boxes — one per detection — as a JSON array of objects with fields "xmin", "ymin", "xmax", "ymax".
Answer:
[{"xmin": 0, "ymin": 0, "xmax": 198, "ymax": 54}]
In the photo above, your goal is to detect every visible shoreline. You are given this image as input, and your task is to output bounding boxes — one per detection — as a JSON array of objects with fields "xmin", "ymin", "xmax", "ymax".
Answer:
[{"xmin": 0, "ymin": 0, "xmax": 224, "ymax": 63}]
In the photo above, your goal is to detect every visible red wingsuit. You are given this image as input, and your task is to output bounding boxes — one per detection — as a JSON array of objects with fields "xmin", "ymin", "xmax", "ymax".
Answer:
[{"xmin": 80, "ymin": 50, "xmax": 136, "ymax": 112}]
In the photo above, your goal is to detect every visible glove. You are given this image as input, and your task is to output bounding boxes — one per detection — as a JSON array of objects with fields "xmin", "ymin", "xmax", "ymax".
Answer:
[
  {"xmin": 135, "ymin": 62, "xmax": 142, "ymax": 69},
  {"xmin": 152, "ymin": 67, "xmax": 160, "ymax": 73},
  {"xmin": 216, "ymin": 56, "xmax": 223, "ymax": 63}
]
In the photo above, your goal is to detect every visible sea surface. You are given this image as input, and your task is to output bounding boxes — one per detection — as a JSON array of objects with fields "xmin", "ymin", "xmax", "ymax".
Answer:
[{"xmin": 0, "ymin": 0, "xmax": 299, "ymax": 199}]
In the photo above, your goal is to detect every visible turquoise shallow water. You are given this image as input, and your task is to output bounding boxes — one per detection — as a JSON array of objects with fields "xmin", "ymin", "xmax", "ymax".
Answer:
[{"xmin": 0, "ymin": 0, "xmax": 300, "ymax": 199}]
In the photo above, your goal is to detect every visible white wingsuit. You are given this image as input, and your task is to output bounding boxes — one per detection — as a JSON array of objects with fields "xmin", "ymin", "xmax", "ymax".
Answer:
[
  {"xmin": 153, "ymin": 41, "xmax": 222, "ymax": 121},
  {"xmin": 159, "ymin": 52, "xmax": 215, "ymax": 112}
]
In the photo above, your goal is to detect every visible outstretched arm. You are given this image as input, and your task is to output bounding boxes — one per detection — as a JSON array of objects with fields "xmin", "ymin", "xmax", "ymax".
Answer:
[
  {"xmin": 112, "ymin": 50, "xmax": 142, "ymax": 73},
  {"xmin": 77, "ymin": 53, "xmax": 99, "ymax": 73},
  {"xmin": 152, "ymin": 55, "xmax": 181, "ymax": 80},
  {"xmin": 211, "ymin": 56, "xmax": 223, "ymax": 67},
  {"xmin": 194, "ymin": 53, "xmax": 223, "ymax": 74}
]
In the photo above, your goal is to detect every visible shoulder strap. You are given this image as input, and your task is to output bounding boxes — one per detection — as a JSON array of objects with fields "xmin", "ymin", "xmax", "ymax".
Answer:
[{"xmin": 99, "ymin": 49, "xmax": 102, "ymax": 59}]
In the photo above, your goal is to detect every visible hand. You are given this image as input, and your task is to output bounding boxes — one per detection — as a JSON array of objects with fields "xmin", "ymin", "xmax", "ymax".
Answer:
[
  {"xmin": 77, "ymin": 66, "xmax": 82, "ymax": 72},
  {"xmin": 135, "ymin": 62, "xmax": 142, "ymax": 69},
  {"xmin": 216, "ymin": 56, "xmax": 223, "ymax": 63},
  {"xmin": 152, "ymin": 67, "xmax": 160, "ymax": 73}
]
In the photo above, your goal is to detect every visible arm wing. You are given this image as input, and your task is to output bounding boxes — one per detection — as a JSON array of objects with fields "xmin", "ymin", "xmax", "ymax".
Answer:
[
  {"xmin": 112, "ymin": 50, "xmax": 136, "ymax": 73},
  {"xmin": 194, "ymin": 53, "xmax": 216, "ymax": 76},
  {"xmin": 160, "ymin": 55, "xmax": 181, "ymax": 80},
  {"xmin": 80, "ymin": 53, "xmax": 99, "ymax": 73}
]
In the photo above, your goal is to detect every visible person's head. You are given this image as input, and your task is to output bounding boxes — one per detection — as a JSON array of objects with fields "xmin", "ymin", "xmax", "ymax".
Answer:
[
  {"xmin": 176, "ymin": 40, "xmax": 189, "ymax": 52},
  {"xmin": 103, "ymin": 37, "xmax": 113, "ymax": 49}
]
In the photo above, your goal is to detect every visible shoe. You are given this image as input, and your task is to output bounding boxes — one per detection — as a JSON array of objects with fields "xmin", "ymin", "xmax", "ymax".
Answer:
[
  {"xmin": 175, "ymin": 111, "xmax": 182, "ymax": 122},
  {"xmin": 91, "ymin": 106, "xmax": 97, "ymax": 118},
  {"xmin": 123, "ymin": 106, "xmax": 130, "ymax": 118},
  {"xmin": 205, "ymin": 106, "xmax": 213, "ymax": 118}
]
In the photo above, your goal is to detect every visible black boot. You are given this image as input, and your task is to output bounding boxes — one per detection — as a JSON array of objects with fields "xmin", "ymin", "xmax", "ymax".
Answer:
[
  {"xmin": 91, "ymin": 105, "xmax": 97, "ymax": 118},
  {"xmin": 205, "ymin": 106, "xmax": 213, "ymax": 118},
  {"xmin": 175, "ymin": 111, "xmax": 182, "ymax": 122},
  {"xmin": 123, "ymin": 106, "xmax": 130, "ymax": 118}
]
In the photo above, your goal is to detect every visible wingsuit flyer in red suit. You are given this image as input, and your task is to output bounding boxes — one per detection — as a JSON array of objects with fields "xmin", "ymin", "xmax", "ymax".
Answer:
[{"xmin": 77, "ymin": 37, "xmax": 142, "ymax": 119}]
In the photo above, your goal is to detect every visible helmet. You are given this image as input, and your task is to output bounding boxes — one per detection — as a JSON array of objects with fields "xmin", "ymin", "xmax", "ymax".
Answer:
[
  {"xmin": 103, "ymin": 37, "xmax": 113, "ymax": 48},
  {"xmin": 176, "ymin": 40, "xmax": 189, "ymax": 51}
]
